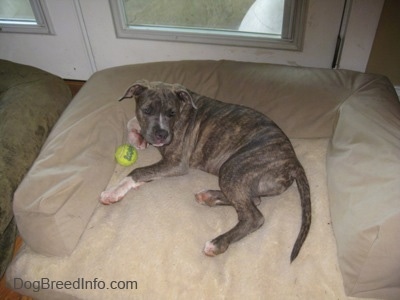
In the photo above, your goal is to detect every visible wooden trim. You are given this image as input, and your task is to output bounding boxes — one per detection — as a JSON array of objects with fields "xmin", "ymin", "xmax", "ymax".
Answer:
[{"xmin": 64, "ymin": 79, "xmax": 86, "ymax": 98}]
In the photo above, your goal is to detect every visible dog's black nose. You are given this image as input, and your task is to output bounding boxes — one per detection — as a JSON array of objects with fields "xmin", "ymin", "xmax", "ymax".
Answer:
[{"xmin": 155, "ymin": 129, "xmax": 169, "ymax": 141}]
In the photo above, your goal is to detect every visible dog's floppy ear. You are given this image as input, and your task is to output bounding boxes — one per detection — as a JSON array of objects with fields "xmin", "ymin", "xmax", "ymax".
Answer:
[
  {"xmin": 173, "ymin": 84, "xmax": 198, "ymax": 110},
  {"xmin": 118, "ymin": 80, "xmax": 149, "ymax": 101}
]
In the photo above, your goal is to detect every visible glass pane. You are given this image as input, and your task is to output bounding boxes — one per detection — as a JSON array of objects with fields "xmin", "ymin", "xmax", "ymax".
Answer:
[
  {"xmin": 122, "ymin": 0, "xmax": 284, "ymax": 36},
  {"xmin": 0, "ymin": 0, "xmax": 36, "ymax": 24}
]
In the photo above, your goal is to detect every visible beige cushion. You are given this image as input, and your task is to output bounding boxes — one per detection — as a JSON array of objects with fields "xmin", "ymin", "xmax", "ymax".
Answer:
[
  {"xmin": 13, "ymin": 77, "xmax": 127, "ymax": 255},
  {"xmin": 327, "ymin": 76, "xmax": 400, "ymax": 298}
]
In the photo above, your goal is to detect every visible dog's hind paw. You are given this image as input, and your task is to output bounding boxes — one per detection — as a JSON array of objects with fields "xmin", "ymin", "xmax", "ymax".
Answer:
[
  {"xmin": 195, "ymin": 190, "xmax": 213, "ymax": 206},
  {"xmin": 195, "ymin": 190, "xmax": 229, "ymax": 207},
  {"xmin": 203, "ymin": 241, "xmax": 218, "ymax": 257},
  {"xmin": 203, "ymin": 238, "xmax": 230, "ymax": 256}
]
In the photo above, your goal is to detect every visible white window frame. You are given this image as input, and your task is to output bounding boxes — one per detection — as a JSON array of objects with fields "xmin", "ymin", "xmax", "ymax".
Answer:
[
  {"xmin": 109, "ymin": 0, "xmax": 308, "ymax": 51},
  {"xmin": 0, "ymin": 0, "xmax": 53, "ymax": 34}
]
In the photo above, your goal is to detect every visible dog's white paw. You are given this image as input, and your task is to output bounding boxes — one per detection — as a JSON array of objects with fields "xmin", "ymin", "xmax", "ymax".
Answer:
[
  {"xmin": 100, "ymin": 177, "xmax": 144, "ymax": 205},
  {"xmin": 100, "ymin": 189, "xmax": 122, "ymax": 205},
  {"xmin": 127, "ymin": 117, "xmax": 148, "ymax": 150},
  {"xmin": 128, "ymin": 130, "xmax": 148, "ymax": 150},
  {"xmin": 203, "ymin": 241, "xmax": 218, "ymax": 257},
  {"xmin": 195, "ymin": 190, "xmax": 210, "ymax": 205}
]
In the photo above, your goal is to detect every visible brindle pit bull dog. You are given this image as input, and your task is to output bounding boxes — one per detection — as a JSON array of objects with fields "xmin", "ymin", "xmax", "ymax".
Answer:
[{"xmin": 100, "ymin": 80, "xmax": 311, "ymax": 262}]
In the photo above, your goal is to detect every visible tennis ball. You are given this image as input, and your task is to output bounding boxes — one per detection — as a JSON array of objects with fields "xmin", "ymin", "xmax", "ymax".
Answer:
[{"xmin": 115, "ymin": 144, "xmax": 138, "ymax": 166}]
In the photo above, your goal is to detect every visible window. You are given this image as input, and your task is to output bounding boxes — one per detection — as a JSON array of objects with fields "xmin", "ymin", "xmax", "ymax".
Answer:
[
  {"xmin": 110, "ymin": 0, "xmax": 308, "ymax": 50},
  {"xmin": 0, "ymin": 0, "xmax": 52, "ymax": 34}
]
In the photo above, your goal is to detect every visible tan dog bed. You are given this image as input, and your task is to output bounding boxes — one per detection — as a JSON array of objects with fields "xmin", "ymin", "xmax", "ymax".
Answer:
[{"xmin": 8, "ymin": 60, "xmax": 400, "ymax": 299}]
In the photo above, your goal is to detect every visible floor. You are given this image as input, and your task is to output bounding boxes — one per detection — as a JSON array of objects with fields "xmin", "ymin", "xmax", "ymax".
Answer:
[{"xmin": 0, "ymin": 236, "xmax": 31, "ymax": 300}]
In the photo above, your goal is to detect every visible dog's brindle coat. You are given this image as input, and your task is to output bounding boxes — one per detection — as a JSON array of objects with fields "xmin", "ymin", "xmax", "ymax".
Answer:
[{"xmin": 100, "ymin": 80, "xmax": 311, "ymax": 262}]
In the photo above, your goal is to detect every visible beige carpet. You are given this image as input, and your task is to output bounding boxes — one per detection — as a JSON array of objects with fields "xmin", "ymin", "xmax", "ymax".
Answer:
[{"xmin": 8, "ymin": 138, "xmax": 359, "ymax": 299}]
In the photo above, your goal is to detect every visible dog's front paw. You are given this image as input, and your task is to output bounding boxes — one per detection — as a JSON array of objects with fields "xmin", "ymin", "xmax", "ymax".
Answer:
[
  {"xmin": 100, "ymin": 189, "xmax": 123, "ymax": 205},
  {"xmin": 100, "ymin": 177, "xmax": 144, "ymax": 205},
  {"xmin": 128, "ymin": 130, "xmax": 148, "ymax": 150},
  {"xmin": 127, "ymin": 117, "xmax": 148, "ymax": 150}
]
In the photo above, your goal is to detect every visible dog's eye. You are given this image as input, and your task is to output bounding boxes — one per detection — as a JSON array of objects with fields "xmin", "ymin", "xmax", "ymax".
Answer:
[
  {"xmin": 142, "ymin": 107, "xmax": 153, "ymax": 115},
  {"xmin": 167, "ymin": 110, "xmax": 176, "ymax": 117}
]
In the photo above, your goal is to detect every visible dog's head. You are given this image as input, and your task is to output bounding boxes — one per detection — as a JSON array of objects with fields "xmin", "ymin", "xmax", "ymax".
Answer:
[{"xmin": 119, "ymin": 80, "xmax": 197, "ymax": 147}]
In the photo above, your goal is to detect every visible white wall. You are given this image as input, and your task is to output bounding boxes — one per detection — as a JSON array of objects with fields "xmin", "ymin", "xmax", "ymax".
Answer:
[
  {"xmin": 0, "ymin": 1, "xmax": 94, "ymax": 79},
  {"xmin": 339, "ymin": 0, "xmax": 384, "ymax": 72},
  {"xmin": 0, "ymin": 0, "xmax": 383, "ymax": 80}
]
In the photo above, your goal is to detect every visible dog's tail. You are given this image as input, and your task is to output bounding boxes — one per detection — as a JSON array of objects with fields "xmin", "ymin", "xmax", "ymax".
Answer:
[{"xmin": 290, "ymin": 166, "xmax": 311, "ymax": 263}]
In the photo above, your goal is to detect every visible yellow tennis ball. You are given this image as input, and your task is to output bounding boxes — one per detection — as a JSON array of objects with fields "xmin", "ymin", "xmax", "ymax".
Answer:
[{"xmin": 115, "ymin": 144, "xmax": 138, "ymax": 166}]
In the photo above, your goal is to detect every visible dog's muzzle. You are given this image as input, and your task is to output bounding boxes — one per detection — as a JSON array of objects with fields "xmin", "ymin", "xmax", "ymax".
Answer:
[{"xmin": 150, "ymin": 127, "xmax": 170, "ymax": 147}]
